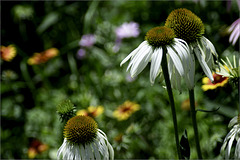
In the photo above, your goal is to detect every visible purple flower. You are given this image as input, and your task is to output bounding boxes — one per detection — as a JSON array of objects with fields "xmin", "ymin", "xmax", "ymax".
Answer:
[
  {"xmin": 228, "ymin": 18, "xmax": 240, "ymax": 46},
  {"xmin": 76, "ymin": 48, "xmax": 86, "ymax": 59},
  {"xmin": 115, "ymin": 22, "xmax": 140, "ymax": 39},
  {"xmin": 125, "ymin": 74, "xmax": 136, "ymax": 82},
  {"xmin": 79, "ymin": 34, "xmax": 96, "ymax": 48}
]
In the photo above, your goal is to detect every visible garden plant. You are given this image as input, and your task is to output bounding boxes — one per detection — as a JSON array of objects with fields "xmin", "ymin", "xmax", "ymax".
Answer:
[{"xmin": 1, "ymin": 0, "xmax": 239, "ymax": 159}]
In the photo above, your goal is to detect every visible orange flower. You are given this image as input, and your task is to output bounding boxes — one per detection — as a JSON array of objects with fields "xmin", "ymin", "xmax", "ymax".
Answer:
[
  {"xmin": 181, "ymin": 99, "xmax": 197, "ymax": 111},
  {"xmin": 113, "ymin": 101, "xmax": 140, "ymax": 121},
  {"xmin": 202, "ymin": 73, "xmax": 228, "ymax": 91},
  {"xmin": 76, "ymin": 105, "xmax": 104, "ymax": 118},
  {"xmin": 28, "ymin": 48, "xmax": 59, "ymax": 65},
  {"xmin": 1, "ymin": 45, "xmax": 17, "ymax": 62},
  {"xmin": 27, "ymin": 139, "xmax": 48, "ymax": 159}
]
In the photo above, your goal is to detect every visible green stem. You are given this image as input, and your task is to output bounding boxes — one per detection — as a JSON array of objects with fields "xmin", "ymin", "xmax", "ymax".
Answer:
[
  {"xmin": 189, "ymin": 89, "xmax": 202, "ymax": 159},
  {"xmin": 161, "ymin": 49, "xmax": 182, "ymax": 159}
]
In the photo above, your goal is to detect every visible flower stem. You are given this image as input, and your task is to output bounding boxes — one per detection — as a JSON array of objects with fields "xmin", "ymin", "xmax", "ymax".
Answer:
[
  {"xmin": 161, "ymin": 49, "xmax": 182, "ymax": 159},
  {"xmin": 189, "ymin": 89, "xmax": 202, "ymax": 159}
]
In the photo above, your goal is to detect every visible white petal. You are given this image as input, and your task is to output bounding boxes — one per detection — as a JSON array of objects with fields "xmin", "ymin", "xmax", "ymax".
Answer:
[
  {"xmin": 92, "ymin": 142, "xmax": 101, "ymax": 160},
  {"xmin": 168, "ymin": 55, "xmax": 173, "ymax": 80},
  {"xmin": 62, "ymin": 142, "xmax": 70, "ymax": 159},
  {"xmin": 167, "ymin": 46, "xmax": 184, "ymax": 76},
  {"xmin": 150, "ymin": 47, "xmax": 163, "ymax": 84},
  {"xmin": 86, "ymin": 144, "xmax": 94, "ymax": 159},
  {"xmin": 130, "ymin": 44, "xmax": 153, "ymax": 77},
  {"xmin": 226, "ymin": 131, "xmax": 236, "ymax": 159},
  {"xmin": 98, "ymin": 130, "xmax": 114, "ymax": 160},
  {"xmin": 107, "ymin": 141, "xmax": 114, "ymax": 160},
  {"xmin": 80, "ymin": 144, "xmax": 86, "ymax": 160},
  {"xmin": 171, "ymin": 43, "xmax": 189, "ymax": 72},
  {"xmin": 194, "ymin": 46, "xmax": 214, "ymax": 82},
  {"xmin": 97, "ymin": 132, "xmax": 109, "ymax": 159},
  {"xmin": 187, "ymin": 53, "xmax": 195, "ymax": 89},
  {"xmin": 120, "ymin": 41, "xmax": 148, "ymax": 66},
  {"xmin": 202, "ymin": 36, "xmax": 218, "ymax": 58},
  {"xmin": 235, "ymin": 137, "xmax": 240, "ymax": 159},
  {"xmin": 126, "ymin": 42, "xmax": 149, "ymax": 72},
  {"xmin": 57, "ymin": 139, "xmax": 67, "ymax": 159},
  {"xmin": 75, "ymin": 145, "xmax": 81, "ymax": 160}
]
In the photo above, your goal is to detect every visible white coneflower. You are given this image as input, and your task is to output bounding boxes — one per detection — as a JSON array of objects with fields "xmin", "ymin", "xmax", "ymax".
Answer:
[
  {"xmin": 120, "ymin": 26, "xmax": 193, "ymax": 91},
  {"xmin": 57, "ymin": 115, "xmax": 114, "ymax": 160},
  {"xmin": 165, "ymin": 8, "xmax": 218, "ymax": 86},
  {"xmin": 221, "ymin": 115, "xmax": 240, "ymax": 159}
]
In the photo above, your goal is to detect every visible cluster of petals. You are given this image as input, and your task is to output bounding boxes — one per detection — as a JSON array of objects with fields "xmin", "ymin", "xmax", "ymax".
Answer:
[
  {"xmin": 28, "ymin": 48, "xmax": 59, "ymax": 65},
  {"xmin": 57, "ymin": 129, "xmax": 114, "ymax": 160},
  {"xmin": 1, "ymin": 45, "xmax": 17, "ymax": 62},
  {"xmin": 228, "ymin": 18, "xmax": 240, "ymax": 46},
  {"xmin": 120, "ymin": 38, "xmax": 194, "ymax": 91},
  {"xmin": 115, "ymin": 22, "xmax": 140, "ymax": 39},
  {"xmin": 221, "ymin": 116, "xmax": 240, "ymax": 159}
]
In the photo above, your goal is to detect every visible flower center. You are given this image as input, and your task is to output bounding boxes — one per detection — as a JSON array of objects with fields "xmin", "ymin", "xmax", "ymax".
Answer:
[
  {"xmin": 213, "ymin": 74, "xmax": 227, "ymax": 84},
  {"xmin": 145, "ymin": 26, "xmax": 176, "ymax": 47},
  {"xmin": 165, "ymin": 8, "xmax": 205, "ymax": 43},
  {"xmin": 64, "ymin": 115, "xmax": 98, "ymax": 145}
]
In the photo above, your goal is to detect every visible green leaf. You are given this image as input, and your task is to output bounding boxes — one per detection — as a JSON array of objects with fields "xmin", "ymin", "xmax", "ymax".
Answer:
[{"xmin": 37, "ymin": 12, "xmax": 59, "ymax": 34}]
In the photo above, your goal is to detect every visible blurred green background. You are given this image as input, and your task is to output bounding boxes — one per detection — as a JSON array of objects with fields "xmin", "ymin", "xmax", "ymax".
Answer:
[{"xmin": 1, "ymin": 0, "xmax": 239, "ymax": 159}]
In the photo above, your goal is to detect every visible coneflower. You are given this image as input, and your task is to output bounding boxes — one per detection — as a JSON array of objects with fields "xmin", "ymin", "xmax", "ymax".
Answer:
[
  {"xmin": 120, "ymin": 26, "xmax": 193, "ymax": 90},
  {"xmin": 165, "ymin": 8, "xmax": 218, "ymax": 86},
  {"xmin": 57, "ymin": 115, "xmax": 114, "ymax": 160}
]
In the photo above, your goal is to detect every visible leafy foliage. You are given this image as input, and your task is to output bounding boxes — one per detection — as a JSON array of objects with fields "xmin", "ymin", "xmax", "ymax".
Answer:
[{"xmin": 1, "ymin": 0, "xmax": 239, "ymax": 159}]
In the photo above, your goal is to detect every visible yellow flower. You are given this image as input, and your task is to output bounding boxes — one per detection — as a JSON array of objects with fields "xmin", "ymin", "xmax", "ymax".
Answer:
[
  {"xmin": 202, "ymin": 73, "xmax": 228, "ymax": 91},
  {"xmin": 1, "ymin": 45, "xmax": 17, "ymax": 62},
  {"xmin": 76, "ymin": 105, "xmax": 104, "ymax": 118},
  {"xmin": 28, "ymin": 48, "xmax": 59, "ymax": 65},
  {"xmin": 113, "ymin": 101, "xmax": 140, "ymax": 121}
]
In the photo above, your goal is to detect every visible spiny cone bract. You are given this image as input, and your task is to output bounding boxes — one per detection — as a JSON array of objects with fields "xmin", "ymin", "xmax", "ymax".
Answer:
[{"xmin": 56, "ymin": 99, "xmax": 76, "ymax": 122}]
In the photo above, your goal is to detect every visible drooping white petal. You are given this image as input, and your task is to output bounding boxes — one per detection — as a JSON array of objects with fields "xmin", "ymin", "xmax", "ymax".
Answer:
[
  {"xmin": 57, "ymin": 139, "xmax": 67, "ymax": 159},
  {"xmin": 235, "ymin": 137, "xmax": 240, "ymax": 159},
  {"xmin": 168, "ymin": 54, "xmax": 173, "ymax": 80},
  {"xmin": 75, "ymin": 145, "xmax": 81, "ymax": 160},
  {"xmin": 150, "ymin": 47, "xmax": 163, "ymax": 84},
  {"xmin": 171, "ymin": 42, "xmax": 189, "ymax": 72},
  {"xmin": 80, "ymin": 144, "xmax": 86, "ymax": 160},
  {"xmin": 126, "ymin": 42, "xmax": 150, "ymax": 72},
  {"xmin": 97, "ymin": 132, "xmax": 109, "ymax": 159},
  {"xmin": 120, "ymin": 41, "xmax": 148, "ymax": 66},
  {"xmin": 194, "ymin": 46, "xmax": 214, "ymax": 82},
  {"xmin": 107, "ymin": 140, "xmax": 114, "ymax": 160},
  {"xmin": 86, "ymin": 144, "xmax": 94, "ymax": 159},
  {"xmin": 167, "ymin": 46, "xmax": 184, "ymax": 76},
  {"xmin": 130, "ymin": 44, "xmax": 153, "ymax": 77},
  {"xmin": 92, "ymin": 142, "xmax": 101, "ymax": 160},
  {"xmin": 97, "ymin": 129, "xmax": 114, "ymax": 160},
  {"xmin": 187, "ymin": 53, "xmax": 195, "ymax": 89},
  {"xmin": 69, "ymin": 145, "xmax": 74, "ymax": 160},
  {"xmin": 202, "ymin": 36, "xmax": 218, "ymax": 58},
  {"xmin": 197, "ymin": 39, "xmax": 214, "ymax": 71},
  {"xmin": 226, "ymin": 130, "xmax": 236, "ymax": 159},
  {"xmin": 228, "ymin": 116, "xmax": 238, "ymax": 128}
]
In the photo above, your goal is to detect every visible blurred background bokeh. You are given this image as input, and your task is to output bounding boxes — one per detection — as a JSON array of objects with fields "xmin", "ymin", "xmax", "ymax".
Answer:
[{"xmin": 1, "ymin": 0, "xmax": 239, "ymax": 159}]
